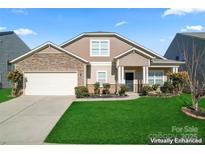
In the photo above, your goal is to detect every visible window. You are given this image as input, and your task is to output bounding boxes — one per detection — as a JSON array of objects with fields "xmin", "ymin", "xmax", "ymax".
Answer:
[
  {"xmin": 148, "ymin": 71, "xmax": 164, "ymax": 85},
  {"xmin": 175, "ymin": 56, "xmax": 179, "ymax": 61},
  {"xmin": 90, "ymin": 40, "xmax": 110, "ymax": 56},
  {"xmin": 97, "ymin": 71, "xmax": 107, "ymax": 86},
  {"xmin": 179, "ymin": 53, "xmax": 185, "ymax": 61}
]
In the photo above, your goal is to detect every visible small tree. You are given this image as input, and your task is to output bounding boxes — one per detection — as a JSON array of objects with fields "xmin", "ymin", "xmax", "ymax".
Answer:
[
  {"xmin": 7, "ymin": 70, "xmax": 23, "ymax": 97},
  {"xmin": 167, "ymin": 71, "xmax": 189, "ymax": 95},
  {"xmin": 178, "ymin": 40, "xmax": 205, "ymax": 111}
]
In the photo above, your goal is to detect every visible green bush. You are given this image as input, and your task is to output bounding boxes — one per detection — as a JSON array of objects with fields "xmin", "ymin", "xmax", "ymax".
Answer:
[
  {"xmin": 161, "ymin": 81, "xmax": 174, "ymax": 94},
  {"xmin": 167, "ymin": 71, "xmax": 188, "ymax": 94},
  {"xmin": 75, "ymin": 86, "xmax": 89, "ymax": 98},
  {"xmin": 152, "ymin": 84, "xmax": 160, "ymax": 91},
  {"xmin": 103, "ymin": 83, "xmax": 111, "ymax": 95},
  {"xmin": 94, "ymin": 82, "xmax": 100, "ymax": 95},
  {"xmin": 142, "ymin": 85, "xmax": 153, "ymax": 95},
  {"xmin": 119, "ymin": 84, "xmax": 128, "ymax": 96}
]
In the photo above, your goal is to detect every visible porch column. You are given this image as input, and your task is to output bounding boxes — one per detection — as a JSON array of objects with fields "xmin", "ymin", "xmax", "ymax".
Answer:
[
  {"xmin": 118, "ymin": 66, "xmax": 121, "ymax": 84},
  {"xmin": 172, "ymin": 67, "xmax": 178, "ymax": 73},
  {"xmin": 172, "ymin": 67, "xmax": 175, "ymax": 73},
  {"xmin": 143, "ymin": 66, "xmax": 149, "ymax": 84},
  {"xmin": 143, "ymin": 66, "xmax": 145, "ymax": 84},
  {"xmin": 175, "ymin": 67, "xmax": 178, "ymax": 73},
  {"xmin": 145, "ymin": 66, "xmax": 149, "ymax": 84},
  {"xmin": 121, "ymin": 66, "xmax": 125, "ymax": 84}
]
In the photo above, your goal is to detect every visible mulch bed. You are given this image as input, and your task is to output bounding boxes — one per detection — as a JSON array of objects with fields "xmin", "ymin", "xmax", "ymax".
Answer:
[{"xmin": 181, "ymin": 106, "xmax": 205, "ymax": 120}]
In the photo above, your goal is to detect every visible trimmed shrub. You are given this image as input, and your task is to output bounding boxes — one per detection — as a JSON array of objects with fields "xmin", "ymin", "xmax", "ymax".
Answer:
[
  {"xmin": 161, "ymin": 81, "xmax": 174, "ymax": 94},
  {"xmin": 142, "ymin": 85, "xmax": 153, "ymax": 95},
  {"xmin": 94, "ymin": 82, "xmax": 100, "ymax": 95},
  {"xmin": 152, "ymin": 84, "xmax": 160, "ymax": 91},
  {"xmin": 167, "ymin": 71, "xmax": 189, "ymax": 94},
  {"xmin": 75, "ymin": 86, "xmax": 89, "ymax": 98},
  {"xmin": 7, "ymin": 70, "xmax": 23, "ymax": 97},
  {"xmin": 102, "ymin": 83, "xmax": 111, "ymax": 95},
  {"xmin": 119, "ymin": 84, "xmax": 128, "ymax": 96}
]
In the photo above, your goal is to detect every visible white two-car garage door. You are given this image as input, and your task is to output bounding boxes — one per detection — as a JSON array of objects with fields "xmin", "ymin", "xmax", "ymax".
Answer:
[{"xmin": 24, "ymin": 72, "xmax": 77, "ymax": 95}]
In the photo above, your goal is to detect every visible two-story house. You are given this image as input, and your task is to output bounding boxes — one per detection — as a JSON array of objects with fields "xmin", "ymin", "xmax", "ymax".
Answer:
[
  {"xmin": 0, "ymin": 31, "xmax": 30, "ymax": 88},
  {"xmin": 10, "ymin": 32, "xmax": 184, "ymax": 95}
]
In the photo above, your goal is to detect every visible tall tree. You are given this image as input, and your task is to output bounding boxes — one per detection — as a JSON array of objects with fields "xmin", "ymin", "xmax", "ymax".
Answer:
[{"xmin": 178, "ymin": 39, "xmax": 205, "ymax": 111}]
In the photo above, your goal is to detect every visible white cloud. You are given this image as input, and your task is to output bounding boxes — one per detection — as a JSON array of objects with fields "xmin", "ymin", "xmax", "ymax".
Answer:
[
  {"xmin": 11, "ymin": 9, "xmax": 28, "ymax": 15},
  {"xmin": 180, "ymin": 25, "xmax": 204, "ymax": 32},
  {"xmin": 180, "ymin": 28, "xmax": 187, "ymax": 32},
  {"xmin": 14, "ymin": 28, "xmax": 37, "ymax": 36},
  {"xmin": 114, "ymin": 21, "xmax": 128, "ymax": 27},
  {"xmin": 159, "ymin": 38, "xmax": 166, "ymax": 42},
  {"xmin": 162, "ymin": 8, "xmax": 205, "ymax": 17},
  {"xmin": 186, "ymin": 25, "xmax": 203, "ymax": 31},
  {"xmin": 0, "ymin": 26, "xmax": 7, "ymax": 31}
]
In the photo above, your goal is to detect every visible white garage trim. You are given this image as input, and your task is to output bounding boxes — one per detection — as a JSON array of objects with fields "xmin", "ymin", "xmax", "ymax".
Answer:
[{"xmin": 23, "ymin": 72, "xmax": 78, "ymax": 96}]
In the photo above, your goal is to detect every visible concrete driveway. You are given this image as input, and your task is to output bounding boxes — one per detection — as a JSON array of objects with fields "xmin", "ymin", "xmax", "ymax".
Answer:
[{"xmin": 0, "ymin": 95, "xmax": 75, "ymax": 144}]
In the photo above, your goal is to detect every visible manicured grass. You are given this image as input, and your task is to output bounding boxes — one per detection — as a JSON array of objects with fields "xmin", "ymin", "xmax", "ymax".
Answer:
[
  {"xmin": 0, "ymin": 88, "xmax": 13, "ymax": 103},
  {"xmin": 45, "ymin": 94, "xmax": 205, "ymax": 144}
]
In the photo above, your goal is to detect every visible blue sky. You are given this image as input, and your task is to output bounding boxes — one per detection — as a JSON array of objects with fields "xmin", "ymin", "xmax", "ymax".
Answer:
[{"xmin": 0, "ymin": 8, "xmax": 205, "ymax": 55}]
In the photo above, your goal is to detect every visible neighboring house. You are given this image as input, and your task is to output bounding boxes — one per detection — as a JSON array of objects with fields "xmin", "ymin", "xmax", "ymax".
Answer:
[
  {"xmin": 10, "ymin": 32, "xmax": 184, "ymax": 96},
  {"xmin": 164, "ymin": 32, "xmax": 205, "ymax": 81},
  {"xmin": 0, "ymin": 31, "xmax": 30, "ymax": 88}
]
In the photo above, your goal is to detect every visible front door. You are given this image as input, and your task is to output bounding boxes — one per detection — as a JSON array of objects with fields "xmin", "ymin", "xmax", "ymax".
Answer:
[{"xmin": 125, "ymin": 72, "xmax": 134, "ymax": 92}]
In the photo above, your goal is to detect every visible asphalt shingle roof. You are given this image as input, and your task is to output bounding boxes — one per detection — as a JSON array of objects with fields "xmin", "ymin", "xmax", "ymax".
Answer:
[
  {"xmin": 180, "ymin": 32, "xmax": 205, "ymax": 40},
  {"xmin": 0, "ymin": 31, "xmax": 14, "ymax": 36}
]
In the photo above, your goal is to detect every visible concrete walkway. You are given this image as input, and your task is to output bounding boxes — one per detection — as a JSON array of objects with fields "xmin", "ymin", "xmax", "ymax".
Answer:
[
  {"xmin": 0, "ymin": 95, "xmax": 75, "ymax": 144},
  {"xmin": 76, "ymin": 92, "xmax": 139, "ymax": 101}
]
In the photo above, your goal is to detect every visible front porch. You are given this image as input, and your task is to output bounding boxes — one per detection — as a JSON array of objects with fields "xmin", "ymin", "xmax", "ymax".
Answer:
[
  {"xmin": 114, "ymin": 47, "xmax": 182, "ymax": 93},
  {"xmin": 117, "ymin": 66, "xmax": 178, "ymax": 93}
]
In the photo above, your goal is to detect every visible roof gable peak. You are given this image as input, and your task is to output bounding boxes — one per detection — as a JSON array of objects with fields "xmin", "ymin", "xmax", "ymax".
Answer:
[{"xmin": 60, "ymin": 32, "xmax": 166, "ymax": 60}]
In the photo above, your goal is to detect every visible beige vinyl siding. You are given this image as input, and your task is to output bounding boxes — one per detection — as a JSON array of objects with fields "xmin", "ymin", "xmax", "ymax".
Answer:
[
  {"xmin": 87, "ymin": 65, "xmax": 116, "ymax": 84},
  {"xmin": 62, "ymin": 36, "xmax": 132, "ymax": 61}
]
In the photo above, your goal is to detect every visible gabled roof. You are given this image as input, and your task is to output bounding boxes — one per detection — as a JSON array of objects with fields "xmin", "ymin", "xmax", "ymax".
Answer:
[
  {"xmin": 60, "ymin": 32, "xmax": 167, "ymax": 60},
  {"xmin": 151, "ymin": 59, "xmax": 185, "ymax": 64},
  {"xmin": 0, "ymin": 31, "xmax": 14, "ymax": 36},
  {"xmin": 114, "ymin": 47, "xmax": 155, "ymax": 59},
  {"xmin": 10, "ymin": 42, "xmax": 89, "ymax": 63},
  {"xmin": 179, "ymin": 32, "xmax": 205, "ymax": 40},
  {"xmin": 0, "ymin": 31, "xmax": 30, "ymax": 59}
]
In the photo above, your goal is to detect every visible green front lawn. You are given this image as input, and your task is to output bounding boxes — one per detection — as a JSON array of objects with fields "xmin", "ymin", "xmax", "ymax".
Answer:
[
  {"xmin": 0, "ymin": 88, "xmax": 13, "ymax": 103},
  {"xmin": 45, "ymin": 94, "xmax": 205, "ymax": 144}
]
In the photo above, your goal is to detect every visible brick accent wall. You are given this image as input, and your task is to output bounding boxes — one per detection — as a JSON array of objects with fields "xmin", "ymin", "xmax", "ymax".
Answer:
[
  {"xmin": 87, "ymin": 83, "xmax": 143, "ymax": 94},
  {"xmin": 87, "ymin": 84, "xmax": 117, "ymax": 94},
  {"xmin": 15, "ymin": 46, "xmax": 86, "ymax": 86}
]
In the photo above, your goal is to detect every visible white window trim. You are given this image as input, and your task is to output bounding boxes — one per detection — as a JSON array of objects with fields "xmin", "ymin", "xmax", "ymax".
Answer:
[
  {"xmin": 96, "ymin": 71, "xmax": 108, "ymax": 86},
  {"xmin": 90, "ymin": 40, "xmax": 110, "ymax": 57},
  {"xmin": 148, "ymin": 70, "xmax": 164, "ymax": 85}
]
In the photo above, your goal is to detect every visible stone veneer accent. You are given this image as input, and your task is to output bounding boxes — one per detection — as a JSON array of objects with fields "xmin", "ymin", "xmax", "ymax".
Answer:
[
  {"xmin": 87, "ymin": 83, "xmax": 143, "ymax": 94},
  {"xmin": 15, "ymin": 46, "xmax": 86, "ymax": 86},
  {"xmin": 87, "ymin": 84, "xmax": 117, "ymax": 94}
]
